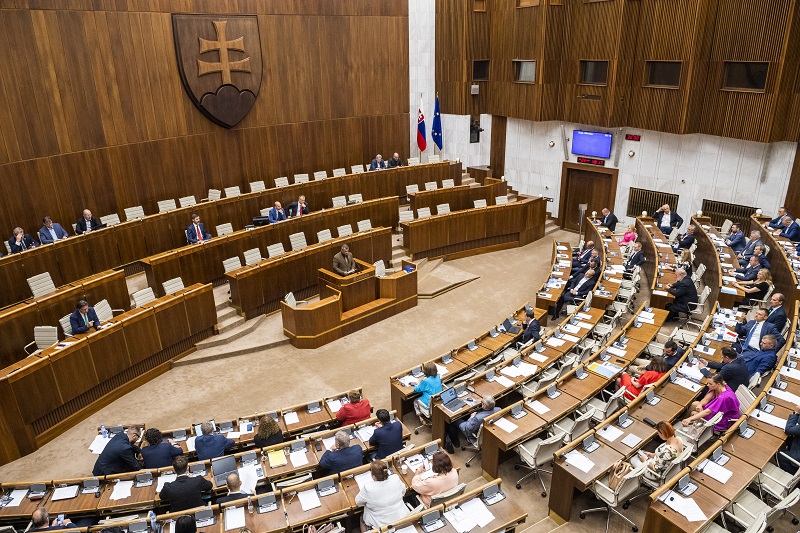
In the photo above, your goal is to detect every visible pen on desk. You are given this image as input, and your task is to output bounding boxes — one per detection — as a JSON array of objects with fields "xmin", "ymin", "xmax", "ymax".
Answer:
[{"xmin": 287, "ymin": 491, "xmax": 297, "ymax": 505}]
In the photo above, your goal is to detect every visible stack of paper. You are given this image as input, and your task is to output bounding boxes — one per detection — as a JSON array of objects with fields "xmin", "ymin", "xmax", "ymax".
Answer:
[
  {"xmin": 283, "ymin": 411, "xmax": 300, "ymax": 425},
  {"xmin": 4, "ymin": 489, "xmax": 28, "ymax": 507},
  {"xmin": 51, "ymin": 485, "xmax": 79, "ymax": 501},
  {"xmin": 356, "ymin": 425, "xmax": 375, "ymax": 442},
  {"xmin": 564, "ymin": 451, "xmax": 595, "ymax": 473},
  {"xmin": 562, "ymin": 324, "xmax": 581, "ymax": 334},
  {"xmin": 546, "ymin": 338, "xmax": 565, "ymax": 348},
  {"xmin": 398, "ymin": 375, "xmax": 419, "ymax": 387},
  {"xmin": 460, "ymin": 498, "xmax": 495, "ymax": 527},
  {"xmin": 562, "ymin": 333, "xmax": 580, "ymax": 343},
  {"xmin": 576, "ymin": 321, "xmax": 593, "ymax": 329},
  {"xmin": 156, "ymin": 473, "xmax": 177, "ymax": 493},
  {"xmin": 501, "ymin": 366, "xmax": 522, "ymax": 378},
  {"xmin": 494, "ymin": 375, "xmax": 515, "ymax": 388},
  {"xmin": 493, "ymin": 418, "xmax": 518, "ymax": 434},
  {"xmin": 239, "ymin": 463, "xmax": 261, "ymax": 493},
  {"xmin": 268, "ymin": 450, "xmax": 288, "ymax": 467},
  {"xmin": 528, "ymin": 400, "xmax": 550, "ymax": 414},
  {"xmin": 674, "ymin": 377, "xmax": 702, "ymax": 392},
  {"xmin": 598, "ymin": 425, "xmax": 623, "ymax": 442},
  {"xmin": 661, "ymin": 491, "xmax": 708, "ymax": 522},
  {"xmin": 516, "ymin": 361, "xmax": 537, "ymax": 376},
  {"xmin": 186, "ymin": 436, "xmax": 196, "ymax": 452},
  {"xmin": 297, "ymin": 489, "xmax": 321, "ymax": 511},
  {"xmin": 289, "ymin": 450, "xmax": 308, "ymax": 467},
  {"xmin": 698, "ymin": 460, "xmax": 732, "ymax": 483},
  {"xmin": 326, "ymin": 399, "xmax": 343, "ymax": 412},
  {"xmin": 752, "ymin": 409, "xmax": 788, "ymax": 429},
  {"xmin": 435, "ymin": 364, "xmax": 450, "ymax": 376},
  {"xmin": 224, "ymin": 506, "xmax": 246, "ymax": 531},
  {"xmin": 606, "ymin": 346, "xmax": 626, "ymax": 358},
  {"xmin": 110, "ymin": 480, "xmax": 134, "ymax": 500},
  {"xmin": 89, "ymin": 434, "xmax": 111, "ymax": 454},
  {"xmin": 529, "ymin": 353, "xmax": 548, "ymax": 363}
]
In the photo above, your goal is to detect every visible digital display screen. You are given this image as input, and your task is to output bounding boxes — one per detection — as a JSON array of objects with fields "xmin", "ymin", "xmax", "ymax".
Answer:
[{"xmin": 572, "ymin": 130, "xmax": 613, "ymax": 159}]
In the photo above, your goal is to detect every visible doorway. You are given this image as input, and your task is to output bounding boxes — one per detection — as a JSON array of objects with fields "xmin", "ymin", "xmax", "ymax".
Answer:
[{"xmin": 558, "ymin": 163, "xmax": 618, "ymax": 232}]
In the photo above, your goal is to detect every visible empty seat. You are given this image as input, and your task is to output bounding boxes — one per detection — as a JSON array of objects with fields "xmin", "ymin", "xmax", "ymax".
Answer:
[
  {"xmin": 417, "ymin": 207, "xmax": 432, "ymax": 218},
  {"xmin": 132, "ymin": 287, "xmax": 156, "ymax": 308},
  {"xmin": 100, "ymin": 213, "xmax": 121, "ymax": 226},
  {"xmin": 436, "ymin": 204, "xmax": 451, "ymax": 215},
  {"xmin": 267, "ymin": 243, "xmax": 286, "ymax": 258},
  {"xmin": 313, "ymin": 171, "xmax": 328, "ymax": 180},
  {"xmin": 157, "ymin": 199, "xmax": 177, "ymax": 213},
  {"xmin": 332, "ymin": 168, "xmax": 347, "ymax": 177},
  {"xmin": 3, "ymin": 241, "xmax": 10, "ymax": 255},
  {"xmin": 317, "ymin": 229, "xmax": 333, "ymax": 243},
  {"xmin": 274, "ymin": 177, "xmax": 290, "ymax": 187},
  {"xmin": 207, "ymin": 189, "xmax": 222, "ymax": 201},
  {"xmin": 216, "ymin": 223, "xmax": 234, "ymax": 236},
  {"xmin": 259, "ymin": 208, "xmax": 270, "ymax": 216},
  {"xmin": 424, "ymin": 181, "xmax": 438, "ymax": 191},
  {"xmin": 407, "ymin": 157, "xmax": 420, "ymax": 166},
  {"xmin": 59, "ymin": 315, "xmax": 72, "ymax": 337},
  {"xmin": 357, "ymin": 219, "xmax": 372, "ymax": 232},
  {"xmin": 442, "ymin": 179, "xmax": 455, "ymax": 188},
  {"xmin": 24, "ymin": 326, "xmax": 59, "ymax": 355},
  {"xmin": 337, "ymin": 224, "xmax": 353, "ymax": 237},
  {"xmin": 224, "ymin": 186, "xmax": 241, "ymax": 198},
  {"xmin": 495, "ymin": 195, "xmax": 509, "ymax": 205},
  {"xmin": 406, "ymin": 184, "xmax": 420, "ymax": 196},
  {"xmin": 399, "ymin": 210, "xmax": 414, "ymax": 223},
  {"xmin": 351, "ymin": 164, "xmax": 365, "ymax": 174},
  {"xmin": 348, "ymin": 193, "xmax": 363, "ymax": 203},
  {"xmin": 124, "ymin": 206, "xmax": 145, "ymax": 221},
  {"xmin": 293, "ymin": 173, "xmax": 309, "ymax": 183},
  {"xmin": 94, "ymin": 299, "xmax": 117, "ymax": 323},
  {"xmin": 332, "ymin": 196, "xmax": 347, "ymax": 208},
  {"xmin": 27, "ymin": 273, "xmax": 57, "ymax": 298},
  {"xmin": 243, "ymin": 248, "xmax": 263, "ymax": 266},
  {"xmin": 290, "ymin": 232, "xmax": 308, "ymax": 251},
  {"xmin": 474, "ymin": 199, "xmax": 488, "ymax": 208},
  {"xmin": 71, "ymin": 223, "xmax": 77, "ymax": 234},
  {"xmin": 284, "ymin": 292, "xmax": 309, "ymax": 308},
  {"xmin": 223, "ymin": 256, "xmax": 243, "ymax": 273},
  {"xmin": 427, "ymin": 155, "xmax": 441, "ymax": 163},
  {"xmin": 249, "ymin": 181, "xmax": 266, "ymax": 193},
  {"xmin": 162, "ymin": 277, "xmax": 185, "ymax": 294},
  {"xmin": 178, "ymin": 196, "xmax": 197, "ymax": 208}
]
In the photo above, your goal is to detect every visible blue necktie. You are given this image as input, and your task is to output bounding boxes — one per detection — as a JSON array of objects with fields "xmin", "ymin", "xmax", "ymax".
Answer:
[{"xmin": 744, "ymin": 323, "xmax": 756, "ymax": 349}]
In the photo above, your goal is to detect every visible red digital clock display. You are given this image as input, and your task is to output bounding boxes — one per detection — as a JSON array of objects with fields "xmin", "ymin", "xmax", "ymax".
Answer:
[
  {"xmin": 577, "ymin": 157, "xmax": 606, "ymax": 166},
  {"xmin": 625, "ymin": 134, "xmax": 641, "ymax": 141}
]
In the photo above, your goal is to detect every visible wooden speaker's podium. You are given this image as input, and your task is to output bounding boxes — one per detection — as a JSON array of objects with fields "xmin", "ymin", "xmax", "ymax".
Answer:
[{"xmin": 281, "ymin": 259, "xmax": 418, "ymax": 348}]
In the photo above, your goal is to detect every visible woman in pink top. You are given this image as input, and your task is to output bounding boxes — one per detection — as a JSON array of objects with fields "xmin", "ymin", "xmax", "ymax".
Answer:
[
  {"xmin": 682, "ymin": 374, "xmax": 740, "ymax": 433},
  {"xmin": 411, "ymin": 451, "xmax": 459, "ymax": 507},
  {"xmin": 618, "ymin": 224, "xmax": 637, "ymax": 246}
]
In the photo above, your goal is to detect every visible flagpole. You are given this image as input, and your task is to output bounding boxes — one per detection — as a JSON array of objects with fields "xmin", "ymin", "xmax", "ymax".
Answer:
[{"xmin": 419, "ymin": 92, "xmax": 423, "ymax": 159}]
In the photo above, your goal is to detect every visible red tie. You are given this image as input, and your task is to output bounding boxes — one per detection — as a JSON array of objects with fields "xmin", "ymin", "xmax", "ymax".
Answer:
[
  {"xmin": 297, "ymin": 204, "xmax": 302, "ymax": 217},
  {"xmin": 196, "ymin": 224, "xmax": 202, "ymax": 242}
]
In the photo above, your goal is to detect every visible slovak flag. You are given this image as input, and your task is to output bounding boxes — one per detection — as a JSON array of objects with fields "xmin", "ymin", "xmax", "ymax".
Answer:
[{"xmin": 417, "ymin": 97, "xmax": 427, "ymax": 152}]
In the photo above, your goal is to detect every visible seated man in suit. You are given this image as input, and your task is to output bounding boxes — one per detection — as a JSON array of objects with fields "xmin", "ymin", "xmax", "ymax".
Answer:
[
  {"xmin": 268, "ymin": 201, "xmax": 286, "ymax": 223},
  {"xmin": 655, "ymin": 204, "xmax": 683, "ymax": 235},
  {"xmin": 160, "ymin": 455, "xmax": 213, "ymax": 512},
  {"xmin": 369, "ymin": 154, "xmax": 387, "ymax": 171},
  {"xmin": 194, "ymin": 421, "xmax": 235, "ymax": 461},
  {"xmin": 766, "ymin": 293, "xmax": 787, "ymax": 332},
  {"xmin": 368, "ymin": 409, "xmax": 403, "ymax": 459},
  {"xmin": 665, "ymin": 267, "xmax": 698, "ymax": 321},
  {"xmin": 216, "ymin": 472, "xmax": 252, "ymax": 504},
  {"xmin": 444, "ymin": 395, "xmax": 500, "ymax": 452},
  {"xmin": 630, "ymin": 340, "xmax": 684, "ymax": 376},
  {"xmin": 8, "ymin": 227, "xmax": 39, "ymax": 253},
  {"xmin": 30, "ymin": 508, "xmax": 78, "ymax": 531},
  {"xmin": 75, "ymin": 209, "xmax": 102, "ymax": 234},
  {"xmin": 318, "ymin": 430, "xmax": 363, "ymax": 475},
  {"xmin": 387, "ymin": 152, "xmax": 404, "ymax": 168},
  {"xmin": 769, "ymin": 206, "xmax": 791, "ymax": 229},
  {"xmin": 734, "ymin": 308, "xmax": 785, "ymax": 354},
  {"xmin": 595, "ymin": 208, "xmax": 618, "ymax": 232},
  {"xmin": 186, "ymin": 214, "xmax": 211, "ymax": 244},
  {"xmin": 38, "ymin": 216, "xmax": 69, "ymax": 244},
  {"xmin": 728, "ymin": 255, "xmax": 762, "ymax": 281},
  {"xmin": 624, "ymin": 242, "xmax": 646, "ymax": 272},
  {"xmin": 724, "ymin": 223, "xmax": 746, "ymax": 254},
  {"xmin": 92, "ymin": 426, "xmax": 142, "ymax": 476},
  {"xmin": 333, "ymin": 244, "xmax": 357, "ymax": 276},
  {"xmin": 779, "ymin": 405, "xmax": 800, "ymax": 473},
  {"xmin": 697, "ymin": 347, "xmax": 750, "ymax": 395},
  {"xmin": 572, "ymin": 240, "xmax": 595, "ymax": 266},
  {"xmin": 739, "ymin": 334, "xmax": 778, "ymax": 378},
  {"xmin": 751, "ymin": 244, "xmax": 771, "ymax": 269},
  {"xmin": 70, "ymin": 299, "xmax": 101, "ymax": 334},
  {"xmin": 737, "ymin": 230, "xmax": 762, "ymax": 267},
  {"xmin": 552, "ymin": 269, "xmax": 595, "ymax": 320},
  {"xmin": 672, "ymin": 224, "xmax": 696, "ymax": 252},
  {"xmin": 287, "ymin": 195, "xmax": 309, "ymax": 218},
  {"xmin": 140, "ymin": 428, "xmax": 183, "ymax": 469},
  {"xmin": 520, "ymin": 310, "xmax": 541, "ymax": 344},
  {"xmin": 776, "ymin": 215, "xmax": 800, "ymax": 241}
]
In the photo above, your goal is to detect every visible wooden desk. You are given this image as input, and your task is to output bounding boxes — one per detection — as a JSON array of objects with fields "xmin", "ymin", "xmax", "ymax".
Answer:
[
  {"xmin": 526, "ymin": 389, "xmax": 581, "ymax": 424},
  {"xmin": 259, "ymin": 442, "xmax": 319, "ymax": 481},
  {"xmin": 219, "ymin": 493, "xmax": 288, "ymax": 533},
  {"xmin": 283, "ymin": 476, "xmax": 352, "ymax": 530},
  {"xmin": 690, "ymin": 454, "xmax": 758, "ymax": 501},
  {"xmin": 319, "ymin": 260, "xmax": 379, "ymax": 312},
  {"xmin": 562, "ymin": 371, "xmax": 609, "ymax": 402},
  {"xmin": 409, "ymin": 181, "xmax": 506, "ymax": 215},
  {"xmin": 643, "ymin": 483, "xmax": 728, "ymax": 533},
  {"xmin": 629, "ymin": 396, "xmax": 684, "ymax": 425},
  {"xmin": 0, "ymin": 485, "xmax": 50, "ymax": 519},
  {"xmin": 724, "ymin": 428, "xmax": 785, "ymax": 468},
  {"xmin": 481, "ymin": 404, "xmax": 547, "ymax": 478},
  {"xmin": 41, "ymin": 486, "xmax": 102, "ymax": 516},
  {"xmin": 549, "ymin": 442, "xmax": 623, "ymax": 521},
  {"xmin": 442, "ymin": 480, "xmax": 529, "ymax": 533},
  {"xmin": 595, "ymin": 417, "xmax": 658, "ymax": 458},
  {"xmin": 96, "ymin": 477, "xmax": 157, "ymax": 513}
]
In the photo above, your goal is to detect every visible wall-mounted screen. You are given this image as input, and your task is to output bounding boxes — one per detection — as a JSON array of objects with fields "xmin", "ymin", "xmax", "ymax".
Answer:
[{"xmin": 572, "ymin": 130, "xmax": 613, "ymax": 159}]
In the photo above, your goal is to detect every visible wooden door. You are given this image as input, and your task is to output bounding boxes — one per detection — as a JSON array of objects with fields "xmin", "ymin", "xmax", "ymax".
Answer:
[{"xmin": 558, "ymin": 163, "xmax": 618, "ymax": 232}]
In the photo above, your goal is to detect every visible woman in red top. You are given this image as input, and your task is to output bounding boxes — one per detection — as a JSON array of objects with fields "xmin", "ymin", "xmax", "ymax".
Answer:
[
  {"xmin": 618, "ymin": 356, "xmax": 668, "ymax": 401},
  {"xmin": 336, "ymin": 390, "xmax": 372, "ymax": 425}
]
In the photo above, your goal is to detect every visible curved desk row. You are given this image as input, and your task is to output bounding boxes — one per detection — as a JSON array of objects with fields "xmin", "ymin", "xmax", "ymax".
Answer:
[
  {"xmin": 408, "ymin": 178, "xmax": 507, "ymax": 214},
  {"xmin": 752, "ymin": 214, "xmax": 800, "ymax": 303}
]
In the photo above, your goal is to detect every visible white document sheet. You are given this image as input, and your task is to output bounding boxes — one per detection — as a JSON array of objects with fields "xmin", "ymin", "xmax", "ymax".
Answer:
[
  {"xmin": 290, "ymin": 450, "xmax": 309, "ymax": 467},
  {"xmin": 354, "ymin": 471, "xmax": 373, "ymax": 491},
  {"xmin": 598, "ymin": 425, "xmax": 623, "ymax": 442},
  {"xmin": 297, "ymin": 489, "xmax": 321, "ymax": 511},
  {"xmin": 564, "ymin": 451, "xmax": 595, "ymax": 473},
  {"xmin": 239, "ymin": 463, "xmax": 260, "ymax": 494},
  {"xmin": 529, "ymin": 353, "xmax": 548, "ymax": 363},
  {"xmin": 516, "ymin": 361, "xmax": 537, "ymax": 376},
  {"xmin": 576, "ymin": 321, "xmax": 593, "ymax": 329},
  {"xmin": 444, "ymin": 507, "xmax": 477, "ymax": 533},
  {"xmin": 284, "ymin": 412, "xmax": 300, "ymax": 425},
  {"xmin": 4, "ymin": 489, "xmax": 28, "ymax": 507},
  {"xmin": 661, "ymin": 491, "xmax": 708, "ymax": 522},
  {"xmin": 528, "ymin": 400, "xmax": 550, "ymax": 415},
  {"xmin": 621, "ymin": 433, "xmax": 642, "ymax": 448},
  {"xmin": 224, "ymin": 506, "xmax": 246, "ymax": 531},
  {"xmin": 186, "ymin": 436, "xmax": 196, "ymax": 452},
  {"xmin": 156, "ymin": 473, "xmax": 176, "ymax": 493},
  {"xmin": 436, "ymin": 363, "xmax": 450, "ymax": 376},
  {"xmin": 769, "ymin": 388, "xmax": 800, "ymax": 405},
  {"xmin": 110, "ymin": 480, "xmax": 134, "ymax": 500},
  {"xmin": 51, "ymin": 485, "xmax": 79, "ymax": 501},
  {"xmin": 494, "ymin": 375, "xmax": 515, "ymax": 388},
  {"xmin": 562, "ymin": 334, "xmax": 580, "ymax": 343},
  {"xmin": 546, "ymin": 338, "xmax": 565, "ymax": 348},
  {"xmin": 752, "ymin": 409, "xmax": 788, "ymax": 429},
  {"xmin": 398, "ymin": 375, "xmax": 418, "ymax": 387},
  {"xmin": 326, "ymin": 399, "xmax": 343, "ymax": 413},
  {"xmin": 675, "ymin": 377, "xmax": 702, "ymax": 392},
  {"xmin": 780, "ymin": 366, "xmax": 800, "ymax": 381},
  {"xmin": 356, "ymin": 426, "xmax": 375, "ymax": 442},
  {"xmin": 606, "ymin": 346, "xmax": 627, "ymax": 358},
  {"xmin": 501, "ymin": 366, "xmax": 521, "ymax": 378},
  {"xmin": 322, "ymin": 437, "xmax": 336, "ymax": 451},
  {"xmin": 459, "ymin": 497, "xmax": 495, "ymax": 528},
  {"xmin": 493, "ymin": 418, "xmax": 518, "ymax": 433},
  {"xmin": 89, "ymin": 434, "xmax": 111, "ymax": 454},
  {"xmin": 698, "ymin": 460, "xmax": 732, "ymax": 484},
  {"xmin": 562, "ymin": 324, "xmax": 581, "ymax": 334}
]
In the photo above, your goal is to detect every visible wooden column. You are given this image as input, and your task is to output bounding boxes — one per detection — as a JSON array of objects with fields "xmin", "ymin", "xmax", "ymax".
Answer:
[
  {"xmin": 782, "ymin": 144, "xmax": 800, "ymax": 216},
  {"xmin": 490, "ymin": 115, "xmax": 507, "ymax": 178}
]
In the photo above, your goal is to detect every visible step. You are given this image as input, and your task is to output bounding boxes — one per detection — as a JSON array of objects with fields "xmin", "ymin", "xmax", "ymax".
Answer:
[
  {"xmin": 217, "ymin": 306, "xmax": 240, "ymax": 323},
  {"xmin": 392, "ymin": 248, "xmax": 407, "ymax": 261},
  {"xmin": 196, "ymin": 314, "xmax": 269, "ymax": 348},
  {"xmin": 174, "ymin": 337, "xmax": 291, "ymax": 367},
  {"xmin": 216, "ymin": 314, "xmax": 246, "ymax": 334}
]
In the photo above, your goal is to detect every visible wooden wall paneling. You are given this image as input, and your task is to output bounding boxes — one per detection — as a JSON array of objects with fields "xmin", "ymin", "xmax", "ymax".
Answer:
[
  {"xmin": 150, "ymin": 296, "xmax": 190, "ymax": 349},
  {"xmin": 0, "ymin": 378, "xmax": 28, "ymax": 464},
  {"xmin": 607, "ymin": 0, "xmax": 640, "ymax": 127},
  {"xmin": 122, "ymin": 308, "xmax": 161, "ymax": 365},
  {"xmin": 34, "ymin": 284, "xmax": 83, "ymax": 329},
  {"xmin": 490, "ymin": 115, "xmax": 507, "ymax": 177},
  {"xmin": 540, "ymin": 0, "xmax": 567, "ymax": 121},
  {"xmin": 183, "ymin": 283, "xmax": 217, "ymax": 335},
  {"xmin": 781, "ymin": 143, "xmax": 800, "ymax": 216},
  {"xmin": 8, "ymin": 357, "xmax": 62, "ymax": 424},
  {"xmin": 88, "ymin": 320, "xmax": 132, "ymax": 382},
  {"xmin": 48, "ymin": 338, "xmax": 99, "ymax": 405},
  {"xmin": 770, "ymin": 0, "xmax": 800, "ymax": 142},
  {"xmin": 81, "ymin": 269, "xmax": 130, "ymax": 312},
  {"xmin": 0, "ymin": 303, "xmax": 39, "ymax": 369}
]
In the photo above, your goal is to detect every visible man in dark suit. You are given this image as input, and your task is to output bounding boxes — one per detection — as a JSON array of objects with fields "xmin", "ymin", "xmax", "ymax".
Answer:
[
  {"xmin": 70, "ymin": 300, "xmax": 101, "ymax": 334},
  {"xmin": 287, "ymin": 195, "xmax": 309, "ymax": 218},
  {"xmin": 369, "ymin": 154, "xmax": 387, "ymax": 171},
  {"xmin": 698, "ymin": 348, "xmax": 750, "ymax": 395},
  {"xmin": 724, "ymin": 223, "xmax": 746, "ymax": 254},
  {"xmin": 765, "ymin": 293, "xmax": 787, "ymax": 332},
  {"xmin": 186, "ymin": 214, "xmax": 211, "ymax": 244},
  {"xmin": 92, "ymin": 427, "xmax": 142, "ymax": 476},
  {"xmin": 520, "ymin": 310, "xmax": 541, "ymax": 344},
  {"xmin": 140, "ymin": 428, "xmax": 183, "ymax": 469},
  {"xmin": 332, "ymin": 244, "xmax": 357, "ymax": 276},
  {"xmin": 596, "ymin": 208, "xmax": 618, "ymax": 232},
  {"xmin": 624, "ymin": 242, "xmax": 646, "ymax": 272},
  {"xmin": 552, "ymin": 269, "xmax": 595, "ymax": 319},
  {"xmin": 729, "ymin": 255, "xmax": 761, "ymax": 281},
  {"xmin": 8, "ymin": 227, "xmax": 39, "ymax": 253},
  {"xmin": 572, "ymin": 241, "xmax": 595, "ymax": 266},
  {"xmin": 38, "ymin": 216, "xmax": 69, "ymax": 244},
  {"xmin": 776, "ymin": 216, "xmax": 800, "ymax": 241},
  {"xmin": 778, "ymin": 405, "xmax": 800, "ymax": 473},
  {"xmin": 735, "ymin": 308, "xmax": 785, "ymax": 354},
  {"xmin": 387, "ymin": 153, "xmax": 404, "ymax": 168},
  {"xmin": 368, "ymin": 409, "xmax": 403, "ymax": 459},
  {"xmin": 752, "ymin": 245, "xmax": 771, "ymax": 269},
  {"xmin": 30, "ymin": 509, "xmax": 78, "ymax": 531},
  {"xmin": 194, "ymin": 422, "xmax": 235, "ymax": 461},
  {"xmin": 769, "ymin": 207, "xmax": 791, "ymax": 229},
  {"xmin": 672, "ymin": 224, "xmax": 696, "ymax": 252},
  {"xmin": 318, "ymin": 430, "xmax": 363, "ymax": 475},
  {"xmin": 739, "ymin": 334, "xmax": 778, "ymax": 377},
  {"xmin": 655, "ymin": 204, "xmax": 683, "ymax": 235},
  {"xmin": 737, "ymin": 230, "xmax": 763, "ymax": 266},
  {"xmin": 75, "ymin": 209, "xmax": 102, "ymax": 234},
  {"xmin": 160, "ymin": 455, "xmax": 213, "ymax": 512},
  {"xmin": 268, "ymin": 201, "xmax": 286, "ymax": 224},
  {"xmin": 216, "ymin": 473, "xmax": 251, "ymax": 504},
  {"xmin": 665, "ymin": 268, "xmax": 698, "ymax": 321}
]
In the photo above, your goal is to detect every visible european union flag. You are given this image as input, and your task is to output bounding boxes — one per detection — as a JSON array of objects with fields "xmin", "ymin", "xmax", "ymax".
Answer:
[{"xmin": 431, "ymin": 96, "xmax": 443, "ymax": 151}]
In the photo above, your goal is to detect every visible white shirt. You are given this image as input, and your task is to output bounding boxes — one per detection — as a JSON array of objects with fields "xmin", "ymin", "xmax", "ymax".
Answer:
[
  {"xmin": 574, "ymin": 278, "xmax": 589, "ymax": 293},
  {"xmin": 354, "ymin": 476, "xmax": 408, "ymax": 528},
  {"xmin": 748, "ymin": 321, "xmax": 764, "ymax": 351}
]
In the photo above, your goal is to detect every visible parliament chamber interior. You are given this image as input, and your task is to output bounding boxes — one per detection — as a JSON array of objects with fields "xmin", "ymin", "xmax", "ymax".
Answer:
[{"xmin": 3, "ymin": 1, "xmax": 800, "ymax": 532}]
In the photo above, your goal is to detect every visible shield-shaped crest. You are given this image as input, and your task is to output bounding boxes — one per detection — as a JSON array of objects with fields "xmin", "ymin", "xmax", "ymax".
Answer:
[{"xmin": 172, "ymin": 14, "xmax": 263, "ymax": 128}]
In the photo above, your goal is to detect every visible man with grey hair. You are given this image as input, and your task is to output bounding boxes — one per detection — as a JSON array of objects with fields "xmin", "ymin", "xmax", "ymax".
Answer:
[
  {"xmin": 194, "ymin": 421, "xmax": 235, "ymax": 461},
  {"xmin": 672, "ymin": 224, "xmax": 696, "ymax": 252},
  {"xmin": 665, "ymin": 267, "xmax": 698, "ymax": 322},
  {"xmin": 318, "ymin": 430, "xmax": 363, "ymax": 474},
  {"xmin": 92, "ymin": 426, "xmax": 142, "ymax": 476},
  {"xmin": 332, "ymin": 243, "xmax": 357, "ymax": 276},
  {"xmin": 444, "ymin": 395, "xmax": 500, "ymax": 453},
  {"xmin": 737, "ymin": 229, "xmax": 762, "ymax": 266},
  {"xmin": 369, "ymin": 153, "xmax": 386, "ymax": 171},
  {"xmin": 8, "ymin": 226, "xmax": 39, "ymax": 253}
]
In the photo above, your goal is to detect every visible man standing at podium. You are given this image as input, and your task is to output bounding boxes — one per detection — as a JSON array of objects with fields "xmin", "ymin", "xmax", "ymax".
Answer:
[{"xmin": 333, "ymin": 244, "xmax": 357, "ymax": 276}]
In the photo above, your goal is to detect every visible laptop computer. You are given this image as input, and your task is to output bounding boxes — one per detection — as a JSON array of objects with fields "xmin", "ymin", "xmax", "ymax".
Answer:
[
  {"xmin": 81, "ymin": 478, "xmax": 100, "ymax": 494},
  {"xmin": 194, "ymin": 508, "xmax": 215, "ymax": 527},
  {"xmin": 257, "ymin": 494, "xmax": 279, "ymax": 513},
  {"xmin": 502, "ymin": 318, "xmax": 521, "ymax": 335},
  {"xmin": 211, "ymin": 455, "xmax": 238, "ymax": 486},
  {"xmin": 644, "ymin": 389, "xmax": 660, "ymax": 405},
  {"xmin": 488, "ymin": 327, "xmax": 499, "ymax": 338},
  {"xmin": 485, "ymin": 369, "xmax": 496, "ymax": 382},
  {"xmin": 440, "ymin": 387, "xmax": 466, "ymax": 412}
]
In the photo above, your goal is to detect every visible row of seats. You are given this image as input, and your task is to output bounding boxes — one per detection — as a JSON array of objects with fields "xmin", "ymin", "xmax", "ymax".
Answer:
[{"xmin": 405, "ymin": 178, "xmax": 455, "ymax": 196}]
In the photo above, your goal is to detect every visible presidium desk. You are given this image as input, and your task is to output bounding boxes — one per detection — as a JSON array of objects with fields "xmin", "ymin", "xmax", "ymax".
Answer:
[{"xmin": 281, "ymin": 259, "xmax": 418, "ymax": 348}]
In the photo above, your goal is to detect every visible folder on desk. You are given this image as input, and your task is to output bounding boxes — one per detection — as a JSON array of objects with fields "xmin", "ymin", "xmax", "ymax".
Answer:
[{"xmin": 267, "ymin": 450, "xmax": 287, "ymax": 467}]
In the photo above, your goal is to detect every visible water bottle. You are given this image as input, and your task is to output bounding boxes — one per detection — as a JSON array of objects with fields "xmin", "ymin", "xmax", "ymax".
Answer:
[
  {"xmin": 100, "ymin": 424, "xmax": 107, "ymax": 438},
  {"xmin": 717, "ymin": 325, "xmax": 724, "ymax": 342},
  {"xmin": 247, "ymin": 496, "xmax": 254, "ymax": 514}
]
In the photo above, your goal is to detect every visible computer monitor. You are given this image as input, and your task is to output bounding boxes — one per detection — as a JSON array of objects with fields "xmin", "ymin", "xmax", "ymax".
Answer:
[
  {"xmin": 252, "ymin": 216, "xmax": 270, "ymax": 227},
  {"xmin": 211, "ymin": 455, "xmax": 238, "ymax": 478}
]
